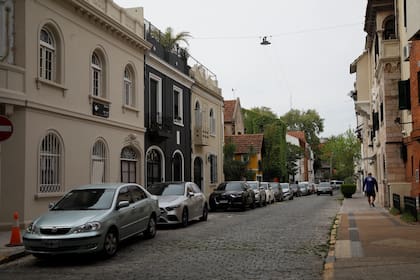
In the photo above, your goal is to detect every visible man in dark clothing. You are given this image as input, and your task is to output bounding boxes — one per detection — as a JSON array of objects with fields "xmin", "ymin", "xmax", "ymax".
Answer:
[{"xmin": 363, "ymin": 172, "xmax": 378, "ymax": 207}]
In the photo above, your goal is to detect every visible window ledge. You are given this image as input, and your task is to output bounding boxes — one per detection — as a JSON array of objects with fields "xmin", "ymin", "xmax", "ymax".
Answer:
[
  {"xmin": 35, "ymin": 77, "xmax": 68, "ymax": 96},
  {"xmin": 89, "ymin": 94, "xmax": 111, "ymax": 105},
  {"xmin": 174, "ymin": 120, "xmax": 184, "ymax": 127},
  {"xmin": 122, "ymin": 104, "xmax": 139, "ymax": 113},
  {"xmin": 35, "ymin": 192, "xmax": 66, "ymax": 199}
]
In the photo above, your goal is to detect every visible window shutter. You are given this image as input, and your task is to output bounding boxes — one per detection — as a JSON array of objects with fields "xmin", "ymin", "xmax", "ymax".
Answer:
[{"xmin": 398, "ymin": 79, "xmax": 411, "ymax": 110}]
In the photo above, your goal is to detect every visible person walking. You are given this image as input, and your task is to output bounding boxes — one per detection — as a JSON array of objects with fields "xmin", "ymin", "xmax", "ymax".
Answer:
[{"xmin": 363, "ymin": 172, "xmax": 378, "ymax": 207}]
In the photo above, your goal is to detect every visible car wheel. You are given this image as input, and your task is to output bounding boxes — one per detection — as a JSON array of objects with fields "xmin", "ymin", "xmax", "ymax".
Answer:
[
  {"xmin": 209, "ymin": 198, "xmax": 217, "ymax": 211},
  {"xmin": 143, "ymin": 216, "xmax": 157, "ymax": 239},
  {"xmin": 181, "ymin": 208, "xmax": 189, "ymax": 227},
  {"xmin": 102, "ymin": 228, "xmax": 118, "ymax": 258},
  {"xmin": 200, "ymin": 204, "xmax": 208, "ymax": 221},
  {"xmin": 317, "ymin": 193, "xmax": 320, "ymax": 196},
  {"xmin": 250, "ymin": 199, "xmax": 256, "ymax": 209},
  {"xmin": 259, "ymin": 197, "xmax": 263, "ymax": 207},
  {"xmin": 330, "ymin": 192, "xmax": 333, "ymax": 196}
]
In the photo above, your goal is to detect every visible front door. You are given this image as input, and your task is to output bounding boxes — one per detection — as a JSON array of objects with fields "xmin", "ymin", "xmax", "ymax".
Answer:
[
  {"xmin": 193, "ymin": 157, "xmax": 203, "ymax": 190},
  {"xmin": 147, "ymin": 149, "xmax": 162, "ymax": 187}
]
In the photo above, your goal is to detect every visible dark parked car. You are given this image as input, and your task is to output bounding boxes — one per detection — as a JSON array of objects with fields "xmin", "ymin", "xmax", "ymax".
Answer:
[{"xmin": 209, "ymin": 181, "xmax": 255, "ymax": 211}]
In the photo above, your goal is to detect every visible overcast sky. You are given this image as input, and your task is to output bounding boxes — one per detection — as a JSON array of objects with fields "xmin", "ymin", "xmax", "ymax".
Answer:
[{"xmin": 115, "ymin": 0, "xmax": 367, "ymax": 137}]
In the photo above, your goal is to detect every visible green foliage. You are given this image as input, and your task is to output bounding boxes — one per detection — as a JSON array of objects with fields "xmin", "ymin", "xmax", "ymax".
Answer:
[
  {"xmin": 401, "ymin": 211, "xmax": 418, "ymax": 223},
  {"xmin": 320, "ymin": 129, "xmax": 361, "ymax": 181},
  {"xmin": 223, "ymin": 141, "xmax": 249, "ymax": 181},
  {"xmin": 243, "ymin": 108, "xmax": 287, "ymax": 181},
  {"xmin": 389, "ymin": 207, "xmax": 400, "ymax": 216},
  {"xmin": 340, "ymin": 184, "xmax": 356, "ymax": 198},
  {"xmin": 151, "ymin": 27, "xmax": 191, "ymax": 51},
  {"xmin": 286, "ymin": 142, "xmax": 303, "ymax": 181}
]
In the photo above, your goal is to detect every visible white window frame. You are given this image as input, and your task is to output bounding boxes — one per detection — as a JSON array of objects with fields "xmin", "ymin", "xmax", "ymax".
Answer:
[
  {"xmin": 210, "ymin": 154, "xmax": 218, "ymax": 184},
  {"xmin": 195, "ymin": 101, "xmax": 202, "ymax": 128},
  {"xmin": 124, "ymin": 66, "xmax": 133, "ymax": 106},
  {"xmin": 91, "ymin": 52, "xmax": 102, "ymax": 97},
  {"xmin": 121, "ymin": 146, "xmax": 138, "ymax": 183},
  {"xmin": 173, "ymin": 85, "xmax": 183, "ymax": 125},
  {"xmin": 40, "ymin": 27, "xmax": 55, "ymax": 81},
  {"xmin": 209, "ymin": 108, "xmax": 216, "ymax": 135},
  {"xmin": 39, "ymin": 132, "xmax": 62, "ymax": 194},
  {"xmin": 91, "ymin": 140, "xmax": 108, "ymax": 184},
  {"xmin": 172, "ymin": 150, "xmax": 184, "ymax": 181},
  {"xmin": 149, "ymin": 73, "xmax": 162, "ymax": 124}
]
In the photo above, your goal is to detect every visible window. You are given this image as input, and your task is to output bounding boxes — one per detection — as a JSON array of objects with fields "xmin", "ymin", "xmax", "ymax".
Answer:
[
  {"xmin": 92, "ymin": 140, "xmax": 107, "ymax": 183},
  {"xmin": 398, "ymin": 79, "xmax": 411, "ymax": 110},
  {"xmin": 147, "ymin": 148, "xmax": 163, "ymax": 187},
  {"xmin": 129, "ymin": 185, "xmax": 147, "ymax": 202},
  {"xmin": 172, "ymin": 152, "xmax": 183, "ymax": 181},
  {"xmin": 39, "ymin": 132, "xmax": 62, "ymax": 193},
  {"xmin": 149, "ymin": 74, "xmax": 162, "ymax": 125},
  {"xmin": 91, "ymin": 52, "xmax": 103, "ymax": 97},
  {"xmin": 209, "ymin": 108, "xmax": 216, "ymax": 135},
  {"xmin": 123, "ymin": 66, "xmax": 134, "ymax": 106},
  {"xmin": 121, "ymin": 147, "xmax": 138, "ymax": 183},
  {"xmin": 173, "ymin": 86, "xmax": 183, "ymax": 124},
  {"xmin": 383, "ymin": 16, "xmax": 396, "ymax": 40},
  {"xmin": 209, "ymin": 154, "xmax": 217, "ymax": 184},
  {"xmin": 195, "ymin": 101, "xmax": 202, "ymax": 128},
  {"xmin": 40, "ymin": 28, "xmax": 55, "ymax": 81}
]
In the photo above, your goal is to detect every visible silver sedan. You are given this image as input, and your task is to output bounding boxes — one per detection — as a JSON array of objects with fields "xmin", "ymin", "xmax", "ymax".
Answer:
[
  {"xmin": 147, "ymin": 182, "xmax": 208, "ymax": 227},
  {"xmin": 23, "ymin": 183, "xmax": 160, "ymax": 258}
]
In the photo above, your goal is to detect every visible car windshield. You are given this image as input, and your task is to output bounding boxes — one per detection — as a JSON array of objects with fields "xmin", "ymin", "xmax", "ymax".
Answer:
[
  {"xmin": 319, "ymin": 183, "xmax": 330, "ymax": 188},
  {"xmin": 52, "ymin": 189, "xmax": 115, "ymax": 210},
  {"xmin": 248, "ymin": 182, "xmax": 258, "ymax": 190},
  {"xmin": 280, "ymin": 184, "xmax": 289, "ymax": 189},
  {"xmin": 148, "ymin": 183, "xmax": 185, "ymax": 196},
  {"xmin": 217, "ymin": 182, "xmax": 244, "ymax": 191}
]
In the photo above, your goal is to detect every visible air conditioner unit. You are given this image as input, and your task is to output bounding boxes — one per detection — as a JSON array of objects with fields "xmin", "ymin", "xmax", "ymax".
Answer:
[{"xmin": 403, "ymin": 43, "xmax": 411, "ymax": 61}]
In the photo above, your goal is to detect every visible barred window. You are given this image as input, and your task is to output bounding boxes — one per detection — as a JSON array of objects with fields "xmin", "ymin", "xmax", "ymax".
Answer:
[
  {"xmin": 39, "ymin": 133, "xmax": 62, "ymax": 193},
  {"xmin": 92, "ymin": 140, "xmax": 107, "ymax": 183},
  {"xmin": 40, "ymin": 28, "xmax": 55, "ymax": 81},
  {"xmin": 210, "ymin": 154, "xmax": 217, "ymax": 184},
  {"xmin": 209, "ymin": 108, "xmax": 216, "ymax": 135}
]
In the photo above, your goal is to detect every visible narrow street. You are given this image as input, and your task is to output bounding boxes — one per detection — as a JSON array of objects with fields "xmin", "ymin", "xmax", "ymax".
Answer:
[{"xmin": 0, "ymin": 194, "xmax": 341, "ymax": 280}]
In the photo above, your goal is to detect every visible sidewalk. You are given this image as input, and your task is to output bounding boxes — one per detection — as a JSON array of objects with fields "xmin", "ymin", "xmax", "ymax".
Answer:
[
  {"xmin": 0, "ymin": 229, "xmax": 27, "ymax": 265},
  {"xmin": 324, "ymin": 192, "xmax": 420, "ymax": 280}
]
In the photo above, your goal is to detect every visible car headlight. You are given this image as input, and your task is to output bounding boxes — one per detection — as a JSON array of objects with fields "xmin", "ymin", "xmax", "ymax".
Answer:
[
  {"xmin": 25, "ymin": 222, "xmax": 38, "ymax": 234},
  {"xmin": 165, "ymin": 205, "xmax": 181, "ymax": 211},
  {"xmin": 73, "ymin": 222, "xmax": 101, "ymax": 233},
  {"xmin": 230, "ymin": 193, "xmax": 241, "ymax": 198}
]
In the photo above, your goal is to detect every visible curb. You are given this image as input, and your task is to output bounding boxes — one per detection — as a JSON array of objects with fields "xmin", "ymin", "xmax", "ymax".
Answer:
[
  {"xmin": 0, "ymin": 247, "xmax": 28, "ymax": 265},
  {"xmin": 323, "ymin": 213, "xmax": 341, "ymax": 279}
]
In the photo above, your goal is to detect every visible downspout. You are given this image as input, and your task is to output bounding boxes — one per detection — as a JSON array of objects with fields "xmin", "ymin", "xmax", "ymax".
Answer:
[{"xmin": 0, "ymin": 5, "xmax": 11, "ymax": 62}]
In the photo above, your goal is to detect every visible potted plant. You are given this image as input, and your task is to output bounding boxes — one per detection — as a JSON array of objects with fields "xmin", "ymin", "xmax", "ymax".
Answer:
[{"xmin": 341, "ymin": 184, "xmax": 356, "ymax": 198}]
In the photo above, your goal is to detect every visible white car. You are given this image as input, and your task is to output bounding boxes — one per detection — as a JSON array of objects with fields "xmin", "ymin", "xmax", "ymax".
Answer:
[
  {"xmin": 261, "ymin": 182, "xmax": 275, "ymax": 204},
  {"xmin": 247, "ymin": 181, "xmax": 267, "ymax": 207},
  {"xmin": 280, "ymin": 183, "xmax": 294, "ymax": 200},
  {"xmin": 147, "ymin": 182, "xmax": 208, "ymax": 227}
]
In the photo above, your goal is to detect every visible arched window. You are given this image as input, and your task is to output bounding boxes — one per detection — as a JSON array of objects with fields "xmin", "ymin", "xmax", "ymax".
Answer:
[
  {"xmin": 39, "ymin": 132, "xmax": 62, "ymax": 193},
  {"xmin": 121, "ymin": 146, "xmax": 138, "ymax": 183},
  {"xmin": 40, "ymin": 27, "xmax": 55, "ymax": 81},
  {"xmin": 92, "ymin": 140, "xmax": 107, "ymax": 183},
  {"xmin": 147, "ymin": 148, "xmax": 163, "ymax": 186},
  {"xmin": 209, "ymin": 108, "xmax": 216, "ymax": 135},
  {"xmin": 172, "ymin": 152, "xmax": 183, "ymax": 181},
  {"xmin": 383, "ymin": 16, "xmax": 396, "ymax": 40},
  {"xmin": 195, "ymin": 101, "xmax": 201, "ymax": 127},
  {"xmin": 91, "ymin": 52, "xmax": 103, "ymax": 97},
  {"xmin": 124, "ymin": 66, "xmax": 134, "ymax": 106}
]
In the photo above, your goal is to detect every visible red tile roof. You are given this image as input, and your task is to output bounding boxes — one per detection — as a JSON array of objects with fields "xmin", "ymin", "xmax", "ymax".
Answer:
[
  {"xmin": 225, "ymin": 134, "xmax": 264, "ymax": 154},
  {"xmin": 287, "ymin": 131, "xmax": 306, "ymax": 142},
  {"xmin": 224, "ymin": 100, "xmax": 236, "ymax": 122}
]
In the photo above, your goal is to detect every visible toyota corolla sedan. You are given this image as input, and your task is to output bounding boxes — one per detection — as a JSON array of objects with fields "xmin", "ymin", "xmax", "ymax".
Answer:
[
  {"xmin": 209, "ymin": 181, "xmax": 255, "ymax": 211},
  {"xmin": 147, "ymin": 182, "xmax": 208, "ymax": 227},
  {"xmin": 23, "ymin": 183, "xmax": 160, "ymax": 259}
]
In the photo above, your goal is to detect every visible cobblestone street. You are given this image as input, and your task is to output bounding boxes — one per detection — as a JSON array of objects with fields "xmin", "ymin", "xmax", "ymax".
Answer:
[{"xmin": 0, "ymin": 195, "xmax": 341, "ymax": 280}]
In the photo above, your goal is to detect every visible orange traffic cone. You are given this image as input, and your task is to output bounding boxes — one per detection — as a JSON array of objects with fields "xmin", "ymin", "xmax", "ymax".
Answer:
[{"xmin": 7, "ymin": 211, "xmax": 22, "ymax": 247}]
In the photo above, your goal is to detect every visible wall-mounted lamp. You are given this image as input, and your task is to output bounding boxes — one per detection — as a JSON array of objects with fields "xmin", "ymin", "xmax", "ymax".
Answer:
[
  {"xmin": 394, "ymin": 117, "xmax": 413, "ymax": 125},
  {"xmin": 260, "ymin": 36, "xmax": 271, "ymax": 45}
]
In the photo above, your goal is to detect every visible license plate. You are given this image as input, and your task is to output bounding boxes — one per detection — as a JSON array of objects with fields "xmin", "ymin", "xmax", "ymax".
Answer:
[
  {"xmin": 219, "ymin": 200, "xmax": 228, "ymax": 203},
  {"xmin": 42, "ymin": 240, "xmax": 60, "ymax": 248}
]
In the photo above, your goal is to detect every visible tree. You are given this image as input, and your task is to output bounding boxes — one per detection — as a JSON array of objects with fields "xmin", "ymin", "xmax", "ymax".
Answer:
[
  {"xmin": 286, "ymin": 142, "xmax": 303, "ymax": 182},
  {"xmin": 151, "ymin": 27, "xmax": 191, "ymax": 52},
  {"xmin": 280, "ymin": 109, "xmax": 324, "ymax": 172},
  {"xmin": 320, "ymin": 129, "xmax": 361, "ymax": 182},
  {"xmin": 243, "ymin": 107, "xmax": 287, "ymax": 181},
  {"xmin": 223, "ymin": 141, "xmax": 250, "ymax": 181}
]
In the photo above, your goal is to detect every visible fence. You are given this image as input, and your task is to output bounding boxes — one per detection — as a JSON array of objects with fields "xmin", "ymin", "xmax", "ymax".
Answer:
[
  {"xmin": 403, "ymin": 195, "xmax": 417, "ymax": 221},
  {"xmin": 392, "ymin": 193, "xmax": 401, "ymax": 212}
]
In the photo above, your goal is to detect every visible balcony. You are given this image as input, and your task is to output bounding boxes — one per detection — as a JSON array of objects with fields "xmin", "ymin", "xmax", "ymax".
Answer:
[
  {"xmin": 193, "ymin": 126, "xmax": 209, "ymax": 146},
  {"xmin": 147, "ymin": 115, "xmax": 172, "ymax": 140}
]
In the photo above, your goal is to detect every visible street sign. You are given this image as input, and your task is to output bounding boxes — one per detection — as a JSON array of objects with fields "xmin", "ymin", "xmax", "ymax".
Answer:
[{"xmin": 0, "ymin": 115, "xmax": 13, "ymax": 141}]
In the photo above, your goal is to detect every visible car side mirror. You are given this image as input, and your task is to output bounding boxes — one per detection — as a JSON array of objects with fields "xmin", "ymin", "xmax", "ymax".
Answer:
[
  {"xmin": 117, "ymin": 200, "xmax": 130, "ymax": 209},
  {"xmin": 188, "ymin": 192, "xmax": 194, "ymax": 198},
  {"xmin": 48, "ymin": 202, "xmax": 55, "ymax": 209}
]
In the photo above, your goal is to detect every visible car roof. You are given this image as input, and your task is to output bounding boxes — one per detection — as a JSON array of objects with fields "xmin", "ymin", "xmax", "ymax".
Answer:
[{"xmin": 72, "ymin": 183, "xmax": 141, "ymax": 190}]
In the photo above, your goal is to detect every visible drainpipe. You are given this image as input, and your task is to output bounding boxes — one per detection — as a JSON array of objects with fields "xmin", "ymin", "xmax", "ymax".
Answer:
[{"xmin": 0, "ymin": 2, "xmax": 12, "ymax": 62}]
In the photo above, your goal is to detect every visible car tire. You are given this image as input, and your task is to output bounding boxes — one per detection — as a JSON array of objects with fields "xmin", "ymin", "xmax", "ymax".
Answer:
[
  {"xmin": 209, "ymin": 198, "xmax": 217, "ymax": 212},
  {"xmin": 181, "ymin": 208, "xmax": 189, "ymax": 227},
  {"xmin": 330, "ymin": 192, "xmax": 333, "ymax": 196},
  {"xmin": 102, "ymin": 228, "xmax": 118, "ymax": 258},
  {"xmin": 200, "ymin": 204, "xmax": 208, "ymax": 221},
  {"xmin": 259, "ymin": 197, "xmax": 263, "ymax": 207},
  {"xmin": 143, "ymin": 216, "xmax": 157, "ymax": 239}
]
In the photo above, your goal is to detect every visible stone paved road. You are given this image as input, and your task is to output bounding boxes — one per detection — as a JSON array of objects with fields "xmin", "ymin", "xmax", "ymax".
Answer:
[{"xmin": 0, "ymin": 193, "xmax": 341, "ymax": 280}]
